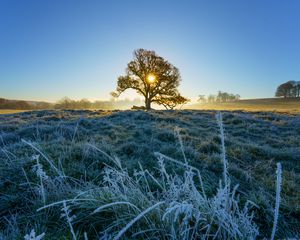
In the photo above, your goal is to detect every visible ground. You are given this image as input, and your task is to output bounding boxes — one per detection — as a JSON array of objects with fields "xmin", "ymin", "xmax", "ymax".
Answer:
[{"xmin": 0, "ymin": 110, "xmax": 299, "ymax": 239}]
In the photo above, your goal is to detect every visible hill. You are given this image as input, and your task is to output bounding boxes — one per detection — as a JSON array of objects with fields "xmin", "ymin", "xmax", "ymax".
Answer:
[
  {"xmin": 186, "ymin": 97, "xmax": 300, "ymax": 113},
  {"xmin": 0, "ymin": 98, "xmax": 51, "ymax": 110},
  {"xmin": 0, "ymin": 97, "xmax": 144, "ymax": 112},
  {"xmin": 0, "ymin": 110, "xmax": 299, "ymax": 239}
]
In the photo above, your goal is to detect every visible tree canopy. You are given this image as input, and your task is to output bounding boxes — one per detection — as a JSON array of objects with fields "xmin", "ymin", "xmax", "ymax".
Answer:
[
  {"xmin": 275, "ymin": 80, "xmax": 300, "ymax": 98},
  {"xmin": 197, "ymin": 91, "xmax": 240, "ymax": 103},
  {"xmin": 112, "ymin": 49, "xmax": 189, "ymax": 110}
]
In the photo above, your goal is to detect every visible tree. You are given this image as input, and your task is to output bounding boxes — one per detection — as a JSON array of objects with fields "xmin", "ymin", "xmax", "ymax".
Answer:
[
  {"xmin": 295, "ymin": 82, "xmax": 300, "ymax": 97},
  {"xmin": 289, "ymin": 80, "xmax": 300, "ymax": 97},
  {"xmin": 112, "ymin": 49, "xmax": 188, "ymax": 110},
  {"xmin": 54, "ymin": 97, "xmax": 76, "ymax": 109},
  {"xmin": 207, "ymin": 94, "xmax": 216, "ymax": 103},
  {"xmin": 79, "ymin": 99, "xmax": 92, "ymax": 109},
  {"xmin": 197, "ymin": 95, "xmax": 206, "ymax": 103},
  {"xmin": 275, "ymin": 81, "xmax": 295, "ymax": 98},
  {"xmin": 215, "ymin": 91, "xmax": 240, "ymax": 102}
]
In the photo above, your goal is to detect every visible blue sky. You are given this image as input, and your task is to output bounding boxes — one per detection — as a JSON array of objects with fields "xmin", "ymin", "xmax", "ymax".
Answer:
[{"xmin": 0, "ymin": 0, "xmax": 299, "ymax": 102}]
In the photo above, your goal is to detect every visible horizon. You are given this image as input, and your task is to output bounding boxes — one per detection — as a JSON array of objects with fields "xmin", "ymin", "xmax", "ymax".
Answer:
[
  {"xmin": 1, "ymin": 95, "xmax": 297, "ymax": 105},
  {"xmin": 1, "ymin": 1, "xmax": 300, "ymax": 102}
]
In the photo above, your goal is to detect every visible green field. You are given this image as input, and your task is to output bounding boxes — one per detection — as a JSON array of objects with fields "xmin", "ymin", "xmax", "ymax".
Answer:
[
  {"xmin": 0, "ymin": 110, "xmax": 299, "ymax": 239},
  {"xmin": 187, "ymin": 98, "xmax": 300, "ymax": 113}
]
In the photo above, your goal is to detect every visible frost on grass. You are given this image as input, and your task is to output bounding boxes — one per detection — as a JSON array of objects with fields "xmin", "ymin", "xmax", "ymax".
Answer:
[
  {"xmin": 61, "ymin": 200, "xmax": 77, "ymax": 240},
  {"xmin": 37, "ymin": 112, "xmax": 264, "ymax": 239},
  {"xmin": 24, "ymin": 229, "xmax": 45, "ymax": 240},
  {"xmin": 0, "ymin": 110, "xmax": 293, "ymax": 239},
  {"xmin": 270, "ymin": 162, "xmax": 282, "ymax": 240}
]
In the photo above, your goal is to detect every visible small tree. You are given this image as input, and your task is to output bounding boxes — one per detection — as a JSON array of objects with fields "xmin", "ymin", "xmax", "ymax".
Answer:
[
  {"xmin": 197, "ymin": 95, "xmax": 206, "ymax": 103},
  {"xmin": 112, "ymin": 49, "xmax": 188, "ymax": 110},
  {"xmin": 235, "ymin": 94, "xmax": 241, "ymax": 101},
  {"xmin": 79, "ymin": 99, "xmax": 92, "ymax": 109},
  {"xmin": 207, "ymin": 94, "xmax": 216, "ymax": 103},
  {"xmin": 295, "ymin": 82, "xmax": 300, "ymax": 97}
]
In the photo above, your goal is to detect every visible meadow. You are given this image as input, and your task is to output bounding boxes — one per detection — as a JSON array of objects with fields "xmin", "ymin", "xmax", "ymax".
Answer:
[
  {"xmin": 187, "ymin": 98, "xmax": 300, "ymax": 113},
  {"xmin": 0, "ymin": 109, "xmax": 299, "ymax": 239},
  {"xmin": 0, "ymin": 110, "xmax": 29, "ymax": 115}
]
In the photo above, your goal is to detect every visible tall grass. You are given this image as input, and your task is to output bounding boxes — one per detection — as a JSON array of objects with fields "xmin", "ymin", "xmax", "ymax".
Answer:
[
  {"xmin": 216, "ymin": 111, "xmax": 228, "ymax": 188},
  {"xmin": 270, "ymin": 162, "xmax": 282, "ymax": 240}
]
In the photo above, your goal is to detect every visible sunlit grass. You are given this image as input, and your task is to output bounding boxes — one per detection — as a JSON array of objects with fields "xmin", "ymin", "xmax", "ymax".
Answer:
[
  {"xmin": 187, "ymin": 98, "xmax": 300, "ymax": 113},
  {"xmin": 0, "ymin": 109, "xmax": 30, "ymax": 114}
]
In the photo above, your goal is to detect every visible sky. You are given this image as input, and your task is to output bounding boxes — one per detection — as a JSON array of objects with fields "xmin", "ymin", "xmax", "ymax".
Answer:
[{"xmin": 0, "ymin": 0, "xmax": 300, "ymax": 102}]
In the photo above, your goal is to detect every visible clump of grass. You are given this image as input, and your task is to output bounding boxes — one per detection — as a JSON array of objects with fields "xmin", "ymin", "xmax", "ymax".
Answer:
[{"xmin": 31, "ymin": 155, "xmax": 48, "ymax": 204}]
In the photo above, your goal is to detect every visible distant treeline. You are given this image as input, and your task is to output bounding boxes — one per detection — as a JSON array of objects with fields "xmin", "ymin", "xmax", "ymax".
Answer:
[
  {"xmin": 198, "ymin": 91, "xmax": 241, "ymax": 103},
  {"xmin": 275, "ymin": 80, "xmax": 300, "ymax": 98},
  {"xmin": 53, "ymin": 97, "xmax": 143, "ymax": 110},
  {"xmin": 0, "ymin": 98, "xmax": 51, "ymax": 110},
  {"xmin": 0, "ymin": 97, "xmax": 143, "ymax": 110}
]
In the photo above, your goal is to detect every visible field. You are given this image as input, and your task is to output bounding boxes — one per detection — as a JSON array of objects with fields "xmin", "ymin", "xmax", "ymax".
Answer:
[
  {"xmin": 187, "ymin": 98, "xmax": 300, "ymax": 113},
  {"xmin": 0, "ymin": 110, "xmax": 299, "ymax": 239},
  {"xmin": 0, "ymin": 110, "xmax": 29, "ymax": 115}
]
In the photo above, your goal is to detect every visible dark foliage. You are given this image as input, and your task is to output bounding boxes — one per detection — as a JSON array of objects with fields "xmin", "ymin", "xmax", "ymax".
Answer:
[{"xmin": 275, "ymin": 80, "xmax": 300, "ymax": 98}]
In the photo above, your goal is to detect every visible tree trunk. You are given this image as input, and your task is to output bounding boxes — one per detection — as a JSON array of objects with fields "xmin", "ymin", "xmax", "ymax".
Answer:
[{"xmin": 145, "ymin": 98, "xmax": 151, "ymax": 110}]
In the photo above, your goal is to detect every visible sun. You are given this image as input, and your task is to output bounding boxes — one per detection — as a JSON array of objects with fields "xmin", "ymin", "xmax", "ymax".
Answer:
[{"xmin": 147, "ymin": 74, "xmax": 156, "ymax": 83}]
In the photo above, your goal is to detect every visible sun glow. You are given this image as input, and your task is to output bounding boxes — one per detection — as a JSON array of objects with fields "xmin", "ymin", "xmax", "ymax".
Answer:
[{"xmin": 147, "ymin": 74, "xmax": 156, "ymax": 83}]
